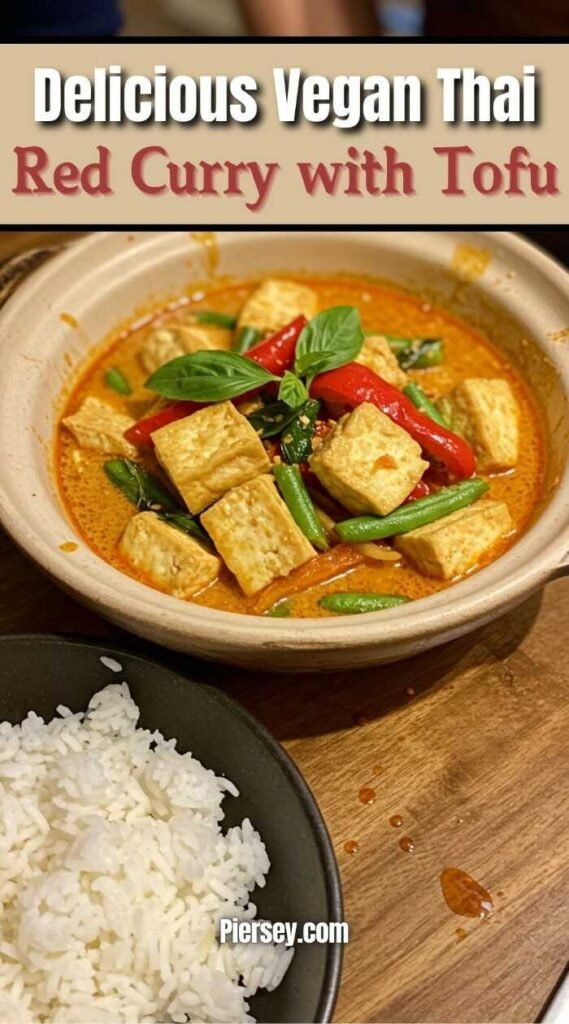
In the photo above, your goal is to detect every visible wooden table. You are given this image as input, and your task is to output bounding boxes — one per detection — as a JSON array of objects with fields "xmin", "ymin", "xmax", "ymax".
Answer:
[{"xmin": 1, "ymin": 232, "xmax": 568, "ymax": 1024}]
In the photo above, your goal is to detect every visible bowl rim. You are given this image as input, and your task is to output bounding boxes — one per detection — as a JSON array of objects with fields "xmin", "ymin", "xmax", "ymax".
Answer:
[
  {"xmin": 0, "ymin": 631, "xmax": 344, "ymax": 1023},
  {"xmin": 0, "ymin": 229, "xmax": 568, "ymax": 654}
]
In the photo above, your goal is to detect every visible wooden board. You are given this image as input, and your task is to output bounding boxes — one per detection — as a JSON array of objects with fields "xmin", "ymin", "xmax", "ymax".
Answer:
[
  {"xmin": 0, "ymin": 231, "xmax": 568, "ymax": 1023},
  {"xmin": 1, "ymin": 523, "xmax": 568, "ymax": 1023}
]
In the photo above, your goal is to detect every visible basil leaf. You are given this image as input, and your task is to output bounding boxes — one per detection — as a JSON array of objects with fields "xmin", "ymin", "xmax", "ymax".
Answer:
[
  {"xmin": 278, "ymin": 371, "xmax": 309, "ymax": 409},
  {"xmin": 281, "ymin": 399, "xmax": 320, "ymax": 465},
  {"xmin": 145, "ymin": 351, "xmax": 279, "ymax": 402},
  {"xmin": 159, "ymin": 510, "xmax": 210, "ymax": 543},
  {"xmin": 294, "ymin": 306, "xmax": 364, "ymax": 382},
  {"xmin": 194, "ymin": 311, "xmax": 237, "ymax": 328},
  {"xmin": 247, "ymin": 401, "xmax": 298, "ymax": 439},
  {"xmin": 104, "ymin": 458, "xmax": 178, "ymax": 512},
  {"xmin": 104, "ymin": 459, "xmax": 208, "ymax": 542}
]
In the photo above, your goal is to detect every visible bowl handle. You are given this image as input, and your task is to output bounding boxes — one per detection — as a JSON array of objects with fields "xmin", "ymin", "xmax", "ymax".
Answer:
[{"xmin": 0, "ymin": 245, "xmax": 65, "ymax": 309}]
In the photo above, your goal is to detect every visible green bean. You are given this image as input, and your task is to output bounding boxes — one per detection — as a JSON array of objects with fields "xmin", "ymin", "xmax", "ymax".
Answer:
[
  {"xmin": 403, "ymin": 382, "xmax": 447, "ymax": 427},
  {"xmin": 386, "ymin": 336, "xmax": 444, "ymax": 369},
  {"xmin": 266, "ymin": 599, "xmax": 293, "ymax": 618},
  {"xmin": 194, "ymin": 311, "xmax": 237, "ymax": 328},
  {"xmin": 281, "ymin": 399, "xmax": 320, "ymax": 464},
  {"xmin": 104, "ymin": 367, "xmax": 132, "ymax": 395},
  {"xmin": 273, "ymin": 463, "xmax": 329, "ymax": 551},
  {"xmin": 235, "ymin": 326, "xmax": 263, "ymax": 353},
  {"xmin": 319, "ymin": 592, "xmax": 410, "ymax": 614},
  {"xmin": 336, "ymin": 478, "xmax": 489, "ymax": 543}
]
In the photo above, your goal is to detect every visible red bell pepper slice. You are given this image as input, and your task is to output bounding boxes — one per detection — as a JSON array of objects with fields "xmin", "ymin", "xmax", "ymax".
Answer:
[
  {"xmin": 125, "ymin": 316, "xmax": 308, "ymax": 448},
  {"xmin": 245, "ymin": 316, "xmax": 307, "ymax": 376},
  {"xmin": 124, "ymin": 401, "xmax": 200, "ymax": 447},
  {"xmin": 405, "ymin": 479, "xmax": 431, "ymax": 503},
  {"xmin": 310, "ymin": 362, "xmax": 476, "ymax": 480}
]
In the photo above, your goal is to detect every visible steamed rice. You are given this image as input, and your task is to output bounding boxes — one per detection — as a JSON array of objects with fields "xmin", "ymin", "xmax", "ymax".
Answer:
[{"xmin": 0, "ymin": 682, "xmax": 293, "ymax": 1023}]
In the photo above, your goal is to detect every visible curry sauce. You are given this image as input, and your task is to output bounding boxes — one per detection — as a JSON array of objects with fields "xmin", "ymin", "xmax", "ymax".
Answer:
[{"xmin": 56, "ymin": 274, "xmax": 544, "ymax": 618}]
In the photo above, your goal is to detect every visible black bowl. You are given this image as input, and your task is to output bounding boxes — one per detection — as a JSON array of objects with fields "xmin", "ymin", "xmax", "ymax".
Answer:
[{"xmin": 0, "ymin": 634, "xmax": 342, "ymax": 1023}]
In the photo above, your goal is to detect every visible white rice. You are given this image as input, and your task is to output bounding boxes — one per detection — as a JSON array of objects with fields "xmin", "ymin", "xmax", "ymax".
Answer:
[{"xmin": 0, "ymin": 683, "xmax": 293, "ymax": 1023}]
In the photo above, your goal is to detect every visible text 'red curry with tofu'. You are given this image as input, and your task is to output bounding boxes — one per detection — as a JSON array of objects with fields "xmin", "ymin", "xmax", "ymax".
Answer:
[{"xmin": 57, "ymin": 274, "xmax": 544, "ymax": 618}]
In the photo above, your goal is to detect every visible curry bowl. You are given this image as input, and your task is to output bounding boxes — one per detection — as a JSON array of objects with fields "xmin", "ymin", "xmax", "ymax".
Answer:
[
  {"xmin": 0, "ymin": 231, "xmax": 567, "ymax": 670},
  {"xmin": 0, "ymin": 633, "xmax": 342, "ymax": 1022}
]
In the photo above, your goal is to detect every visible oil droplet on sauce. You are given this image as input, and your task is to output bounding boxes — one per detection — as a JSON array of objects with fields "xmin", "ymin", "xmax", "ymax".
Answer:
[
  {"xmin": 456, "ymin": 927, "xmax": 468, "ymax": 942},
  {"xmin": 440, "ymin": 867, "xmax": 494, "ymax": 918},
  {"xmin": 399, "ymin": 836, "xmax": 415, "ymax": 853},
  {"xmin": 390, "ymin": 814, "xmax": 404, "ymax": 828},
  {"xmin": 358, "ymin": 787, "xmax": 376, "ymax": 805},
  {"xmin": 344, "ymin": 840, "xmax": 360, "ymax": 855},
  {"xmin": 59, "ymin": 541, "xmax": 78, "ymax": 553},
  {"xmin": 60, "ymin": 312, "xmax": 78, "ymax": 329}
]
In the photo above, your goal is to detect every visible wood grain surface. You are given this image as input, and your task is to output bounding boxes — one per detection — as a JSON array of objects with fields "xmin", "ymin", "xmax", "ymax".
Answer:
[
  {"xmin": 1, "ymin": 526, "xmax": 568, "ymax": 1024},
  {"xmin": 0, "ymin": 231, "xmax": 568, "ymax": 1024}
]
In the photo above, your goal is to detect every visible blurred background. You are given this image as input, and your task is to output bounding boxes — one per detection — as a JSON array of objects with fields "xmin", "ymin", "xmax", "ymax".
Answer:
[
  {"xmin": 7, "ymin": 0, "xmax": 568, "ymax": 38},
  {"xmin": 123, "ymin": 0, "xmax": 422, "ymax": 36}
]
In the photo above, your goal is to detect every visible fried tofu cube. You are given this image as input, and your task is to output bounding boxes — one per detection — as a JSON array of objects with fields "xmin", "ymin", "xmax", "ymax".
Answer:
[
  {"xmin": 119, "ymin": 511, "xmax": 220, "ymax": 599},
  {"xmin": 184, "ymin": 322, "xmax": 232, "ymax": 351},
  {"xmin": 201, "ymin": 475, "xmax": 315, "ymax": 596},
  {"xmin": 356, "ymin": 335, "xmax": 408, "ymax": 388},
  {"xmin": 63, "ymin": 397, "xmax": 136, "ymax": 458},
  {"xmin": 152, "ymin": 401, "xmax": 270, "ymax": 515},
  {"xmin": 438, "ymin": 378, "xmax": 519, "ymax": 473},
  {"xmin": 237, "ymin": 279, "xmax": 318, "ymax": 334},
  {"xmin": 395, "ymin": 499, "xmax": 514, "ymax": 580},
  {"xmin": 140, "ymin": 323, "xmax": 231, "ymax": 375},
  {"xmin": 309, "ymin": 402, "xmax": 428, "ymax": 516}
]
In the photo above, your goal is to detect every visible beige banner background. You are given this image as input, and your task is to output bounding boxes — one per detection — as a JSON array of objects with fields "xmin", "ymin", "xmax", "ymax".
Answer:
[{"xmin": 0, "ymin": 42, "xmax": 567, "ymax": 224}]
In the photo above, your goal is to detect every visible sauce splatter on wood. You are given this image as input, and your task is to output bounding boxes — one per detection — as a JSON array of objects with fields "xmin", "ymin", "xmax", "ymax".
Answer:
[
  {"xmin": 456, "ymin": 927, "xmax": 468, "ymax": 942},
  {"xmin": 344, "ymin": 840, "xmax": 360, "ymax": 855},
  {"xmin": 359, "ymin": 787, "xmax": 376, "ymax": 805},
  {"xmin": 389, "ymin": 814, "xmax": 404, "ymax": 828},
  {"xmin": 399, "ymin": 836, "xmax": 415, "ymax": 853},
  {"xmin": 440, "ymin": 867, "xmax": 494, "ymax": 918}
]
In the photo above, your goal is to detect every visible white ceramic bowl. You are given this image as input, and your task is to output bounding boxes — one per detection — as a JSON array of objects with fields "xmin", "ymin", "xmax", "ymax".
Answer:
[{"xmin": 0, "ymin": 231, "xmax": 567, "ymax": 671}]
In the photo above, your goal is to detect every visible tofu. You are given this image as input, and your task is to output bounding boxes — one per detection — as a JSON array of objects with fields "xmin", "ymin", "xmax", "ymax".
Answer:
[
  {"xmin": 309, "ymin": 402, "xmax": 428, "ymax": 516},
  {"xmin": 438, "ymin": 378, "xmax": 519, "ymax": 473},
  {"xmin": 140, "ymin": 323, "xmax": 231, "ymax": 375},
  {"xmin": 62, "ymin": 397, "xmax": 136, "ymax": 458},
  {"xmin": 395, "ymin": 499, "xmax": 514, "ymax": 580},
  {"xmin": 356, "ymin": 335, "xmax": 408, "ymax": 388},
  {"xmin": 237, "ymin": 279, "xmax": 318, "ymax": 334},
  {"xmin": 201, "ymin": 475, "xmax": 315, "ymax": 596},
  {"xmin": 119, "ymin": 512, "xmax": 220, "ymax": 599},
  {"xmin": 152, "ymin": 401, "xmax": 270, "ymax": 515}
]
